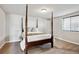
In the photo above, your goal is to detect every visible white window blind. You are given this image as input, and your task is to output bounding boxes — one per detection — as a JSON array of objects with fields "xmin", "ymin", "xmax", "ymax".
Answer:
[
  {"xmin": 71, "ymin": 16, "xmax": 79, "ymax": 31},
  {"xmin": 62, "ymin": 16, "xmax": 79, "ymax": 32},
  {"xmin": 62, "ymin": 18, "xmax": 70, "ymax": 31}
]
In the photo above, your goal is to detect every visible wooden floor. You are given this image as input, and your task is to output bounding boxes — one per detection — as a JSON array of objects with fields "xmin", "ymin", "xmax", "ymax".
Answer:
[
  {"xmin": 28, "ymin": 46, "xmax": 78, "ymax": 54},
  {"xmin": 55, "ymin": 38, "xmax": 79, "ymax": 52},
  {"xmin": 0, "ymin": 42, "xmax": 24, "ymax": 54},
  {"xmin": 0, "ymin": 39, "xmax": 79, "ymax": 54}
]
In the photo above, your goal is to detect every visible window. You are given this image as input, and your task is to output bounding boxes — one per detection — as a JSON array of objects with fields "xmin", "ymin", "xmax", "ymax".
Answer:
[
  {"xmin": 62, "ymin": 16, "xmax": 79, "ymax": 32},
  {"xmin": 62, "ymin": 18, "xmax": 70, "ymax": 31}
]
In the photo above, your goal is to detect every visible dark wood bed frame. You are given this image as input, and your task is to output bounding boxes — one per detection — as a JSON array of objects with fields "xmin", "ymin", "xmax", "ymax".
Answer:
[{"xmin": 25, "ymin": 5, "xmax": 54, "ymax": 54}]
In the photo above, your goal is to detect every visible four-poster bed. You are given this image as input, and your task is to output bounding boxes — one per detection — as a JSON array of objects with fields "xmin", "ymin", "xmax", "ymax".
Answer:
[
  {"xmin": 27, "ymin": 33, "xmax": 52, "ymax": 48},
  {"xmin": 22, "ymin": 4, "xmax": 54, "ymax": 54}
]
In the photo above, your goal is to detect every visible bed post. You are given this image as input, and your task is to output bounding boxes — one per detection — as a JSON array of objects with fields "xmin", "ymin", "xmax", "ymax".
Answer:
[
  {"xmin": 25, "ymin": 4, "xmax": 28, "ymax": 54},
  {"xmin": 51, "ymin": 11, "xmax": 54, "ymax": 48}
]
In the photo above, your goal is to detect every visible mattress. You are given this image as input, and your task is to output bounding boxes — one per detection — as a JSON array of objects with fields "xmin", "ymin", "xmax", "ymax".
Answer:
[{"xmin": 20, "ymin": 34, "xmax": 51, "ymax": 51}]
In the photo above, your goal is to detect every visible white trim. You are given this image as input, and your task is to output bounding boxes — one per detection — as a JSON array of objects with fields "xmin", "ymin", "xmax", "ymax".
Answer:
[
  {"xmin": 55, "ymin": 37, "xmax": 79, "ymax": 45},
  {"xmin": 8, "ymin": 40, "xmax": 21, "ymax": 43},
  {"xmin": 0, "ymin": 41, "xmax": 8, "ymax": 49}
]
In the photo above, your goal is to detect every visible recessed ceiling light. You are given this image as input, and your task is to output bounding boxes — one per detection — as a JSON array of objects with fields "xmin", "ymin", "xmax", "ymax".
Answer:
[{"xmin": 41, "ymin": 9, "xmax": 47, "ymax": 13}]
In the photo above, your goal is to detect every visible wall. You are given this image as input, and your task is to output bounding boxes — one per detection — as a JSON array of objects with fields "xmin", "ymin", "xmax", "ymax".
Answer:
[
  {"xmin": 6, "ymin": 14, "xmax": 23, "ymax": 42},
  {"xmin": 0, "ymin": 8, "xmax": 7, "ymax": 48},
  {"xmin": 54, "ymin": 12, "xmax": 79, "ymax": 45},
  {"xmin": 28, "ymin": 16, "xmax": 51, "ymax": 33}
]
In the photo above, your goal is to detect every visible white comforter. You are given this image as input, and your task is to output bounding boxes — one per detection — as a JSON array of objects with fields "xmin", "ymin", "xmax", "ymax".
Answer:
[{"xmin": 28, "ymin": 34, "xmax": 51, "ymax": 42}]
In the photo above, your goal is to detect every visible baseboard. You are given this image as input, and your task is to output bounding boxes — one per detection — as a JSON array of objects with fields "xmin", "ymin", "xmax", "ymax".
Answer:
[
  {"xmin": 8, "ymin": 40, "xmax": 21, "ymax": 43},
  {"xmin": 0, "ymin": 41, "xmax": 7, "ymax": 49},
  {"xmin": 55, "ymin": 37, "xmax": 79, "ymax": 45},
  {"xmin": 0, "ymin": 39, "xmax": 8, "ymax": 49}
]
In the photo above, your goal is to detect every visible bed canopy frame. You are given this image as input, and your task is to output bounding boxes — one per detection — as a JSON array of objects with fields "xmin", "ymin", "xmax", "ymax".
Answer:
[{"xmin": 25, "ymin": 5, "xmax": 54, "ymax": 54}]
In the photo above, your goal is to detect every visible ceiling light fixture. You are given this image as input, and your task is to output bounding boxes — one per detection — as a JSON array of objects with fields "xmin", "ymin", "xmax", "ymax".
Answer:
[{"xmin": 41, "ymin": 9, "xmax": 47, "ymax": 13}]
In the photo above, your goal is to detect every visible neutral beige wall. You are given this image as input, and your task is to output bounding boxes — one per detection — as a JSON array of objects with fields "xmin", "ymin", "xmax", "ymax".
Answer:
[
  {"xmin": 0, "ymin": 8, "xmax": 7, "ymax": 48},
  {"xmin": 0, "ymin": 8, "xmax": 6, "ymax": 41},
  {"xmin": 53, "ymin": 16, "xmax": 79, "ymax": 45}
]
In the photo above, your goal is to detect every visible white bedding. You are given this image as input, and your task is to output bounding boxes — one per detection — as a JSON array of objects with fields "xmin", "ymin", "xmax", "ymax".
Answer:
[
  {"xmin": 28, "ymin": 34, "xmax": 51, "ymax": 42},
  {"xmin": 20, "ymin": 34, "xmax": 51, "ymax": 51}
]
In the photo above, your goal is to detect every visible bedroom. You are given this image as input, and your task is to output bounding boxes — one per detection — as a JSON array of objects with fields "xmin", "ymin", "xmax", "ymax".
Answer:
[{"xmin": 0, "ymin": 4, "xmax": 79, "ymax": 54}]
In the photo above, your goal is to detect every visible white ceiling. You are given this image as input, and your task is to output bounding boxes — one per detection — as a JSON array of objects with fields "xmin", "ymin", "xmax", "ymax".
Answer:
[{"xmin": 0, "ymin": 4, "xmax": 79, "ymax": 18}]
